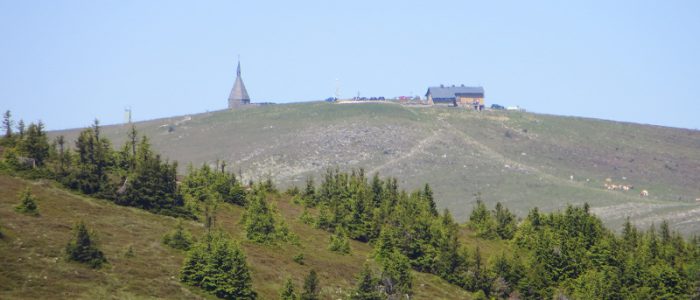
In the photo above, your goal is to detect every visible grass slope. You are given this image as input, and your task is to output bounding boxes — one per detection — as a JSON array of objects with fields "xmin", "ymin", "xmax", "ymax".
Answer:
[
  {"xmin": 52, "ymin": 102, "xmax": 700, "ymax": 235},
  {"xmin": 0, "ymin": 174, "xmax": 472, "ymax": 299}
]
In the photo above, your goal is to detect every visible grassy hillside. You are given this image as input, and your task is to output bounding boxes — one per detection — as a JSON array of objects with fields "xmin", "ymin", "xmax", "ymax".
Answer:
[
  {"xmin": 52, "ymin": 102, "xmax": 700, "ymax": 235},
  {"xmin": 0, "ymin": 174, "xmax": 474, "ymax": 299}
]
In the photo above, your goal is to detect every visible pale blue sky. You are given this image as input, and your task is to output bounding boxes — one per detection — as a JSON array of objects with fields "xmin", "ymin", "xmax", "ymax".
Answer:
[{"xmin": 1, "ymin": 1, "xmax": 699, "ymax": 130}]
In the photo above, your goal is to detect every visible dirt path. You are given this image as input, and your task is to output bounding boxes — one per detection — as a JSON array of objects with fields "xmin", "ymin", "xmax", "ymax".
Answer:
[{"xmin": 367, "ymin": 128, "xmax": 443, "ymax": 174}]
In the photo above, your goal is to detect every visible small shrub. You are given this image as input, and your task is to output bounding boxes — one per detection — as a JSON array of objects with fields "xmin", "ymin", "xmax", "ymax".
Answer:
[
  {"xmin": 328, "ymin": 227, "xmax": 351, "ymax": 254},
  {"xmin": 65, "ymin": 221, "xmax": 107, "ymax": 268},
  {"xmin": 293, "ymin": 253, "xmax": 305, "ymax": 265},
  {"xmin": 162, "ymin": 220, "xmax": 195, "ymax": 250},
  {"xmin": 299, "ymin": 207, "xmax": 315, "ymax": 225},
  {"xmin": 124, "ymin": 245, "xmax": 135, "ymax": 258},
  {"xmin": 180, "ymin": 231, "xmax": 257, "ymax": 299},
  {"xmin": 285, "ymin": 186, "xmax": 300, "ymax": 196},
  {"xmin": 301, "ymin": 269, "xmax": 319, "ymax": 300},
  {"xmin": 15, "ymin": 187, "xmax": 38, "ymax": 215},
  {"xmin": 280, "ymin": 277, "xmax": 297, "ymax": 300}
]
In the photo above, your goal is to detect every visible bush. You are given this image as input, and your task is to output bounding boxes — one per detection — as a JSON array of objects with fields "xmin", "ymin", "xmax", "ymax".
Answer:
[
  {"xmin": 15, "ymin": 187, "xmax": 38, "ymax": 215},
  {"xmin": 350, "ymin": 263, "xmax": 382, "ymax": 300},
  {"xmin": 65, "ymin": 221, "xmax": 107, "ymax": 268},
  {"xmin": 280, "ymin": 277, "xmax": 298, "ymax": 300},
  {"xmin": 380, "ymin": 251, "xmax": 412, "ymax": 298},
  {"xmin": 299, "ymin": 207, "xmax": 315, "ymax": 225},
  {"xmin": 301, "ymin": 269, "xmax": 319, "ymax": 300},
  {"xmin": 328, "ymin": 227, "xmax": 351, "ymax": 254},
  {"xmin": 293, "ymin": 253, "xmax": 305, "ymax": 265},
  {"xmin": 162, "ymin": 220, "xmax": 195, "ymax": 250},
  {"xmin": 181, "ymin": 231, "xmax": 257, "ymax": 299}
]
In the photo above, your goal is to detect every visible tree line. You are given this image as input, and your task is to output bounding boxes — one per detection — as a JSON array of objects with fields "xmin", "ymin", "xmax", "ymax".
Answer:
[
  {"xmin": 297, "ymin": 168, "xmax": 700, "ymax": 299},
  {"xmin": 2, "ymin": 111, "xmax": 698, "ymax": 299}
]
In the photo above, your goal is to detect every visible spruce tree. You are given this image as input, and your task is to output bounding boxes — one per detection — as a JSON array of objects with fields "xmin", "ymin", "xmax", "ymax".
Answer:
[
  {"xmin": 351, "ymin": 263, "xmax": 382, "ymax": 300},
  {"xmin": 2, "ymin": 110, "xmax": 12, "ymax": 139},
  {"xmin": 380, "ymin": 251, "xmax": 412, "ymax": 298},
  {"xmin": 328, "ymin": 226, "xmax": 351, "ymax": 254},
  {"xmin": 15, "ymin": 187, "xmax": 38, "ymax": 215},
  {"xmin": 16, "ymin": 119, "xmax": 24, "ymax": 139},
  {"xmin": 300, "ymin": 269, "xmax": 319, "ymax": 300},
  {"xmin": 20, "ymin": 122, "xmax": 49, "ymax": 166},
  {"xmin": 493, "ymin": 202, "xmax": 517, "ymax": 240},
  {"xmin": 423, "ymin": 183, "xmax": 438, "ymax": 216},
  {"xmin": 65, "ymin": 221, "xmax": 107, "ymax": 268},
  {"xmin": 162, "ymin": 220, "xmax": 194, "ymax": 250},
  {"xmin": 181, "ymin": 232, "xmax": 257, "ymax": 299},
  {"xmin": 244, "ymin": 191, "xmax": 277, "ymax": 243},
  {"xmin": 280, "ymin": 277, "xmax": 298, "ymax": 300},
  {"xmin": 468, "ymin": 198, "xmax": 496, "ymax": 239},
  {"xmin": 303, "ymin": 176, "xmax": 317, "ymax": 207}
]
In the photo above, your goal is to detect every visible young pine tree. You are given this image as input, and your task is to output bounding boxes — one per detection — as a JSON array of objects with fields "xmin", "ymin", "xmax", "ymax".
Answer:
[
  {"xmin": 243, "ymin": 192, "xmax": 278, "ymax": 243},
  {"xmin": 423, "ymin": 183, "xmax": 438, "ymax": 216},
  {"xmin": 493, "ymin": 202, "xmax": 517, "ymax": 240},
  {"xmin": 328, "ymin": 226, "xmax": 351, "ymax": 254},
  {"xmin": 300, "ymin": 269, "xmax": 320, "ymax": 300},
  {"xmin": 468, "ymin": 198, "xmax": 497, "ymax": 239},
  {"xmin": 380, "ymin": 251, "xmax": 413, "ymax": 299},
  {"xmin": 15, "ymin": 187, "xmax": 38, "ymax": 215},
  {"xmin": 302, "ymin": 176, "xmax": 317, "ymax": 207},
  {"xmin": 2, "ymin": 110, "xmax": 12, "ymax": 139},
  {"xmin": 181, "ymin": 232, "xmax": 257, "ymax": 299},
  {"xmin": 351, "ymin": 263, "xmax": 382, "ymax": 300},
  {"xmin": 280, "ymin": 277, "xmax": 298, "ymax": 300},
  {"xmin": 162, "ymin": 220, "xmax": 194, "ymax": 250},
  {"xmin": 65, "ymin": 221, "xmax": 107, "ymax": 268}
]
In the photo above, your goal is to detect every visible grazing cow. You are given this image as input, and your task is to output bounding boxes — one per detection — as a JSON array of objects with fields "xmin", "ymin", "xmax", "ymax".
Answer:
[{"xmin": 640, "ymin": 190, "xmax": 649, "ymax": 197}]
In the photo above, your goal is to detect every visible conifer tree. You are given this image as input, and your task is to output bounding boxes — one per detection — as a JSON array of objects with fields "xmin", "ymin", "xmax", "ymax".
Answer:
[
  {"xmin": 468, "ymin": 198, "xmax": 496, "ymax": 239},
  {"xmin": 280, "ymin": 277, "xmax": 298, "ymax": 300},
  {"xmin": 302, "ymin": 176, "xmax": 317, "ymax": 207},
  {"xmin": 493, "ymin": 202, "xmax": 517, "ymax": 240},
  {"xmin": 301, "ymin": 269, "xmax": 319, "ymax": 300},
  {"xmin": 15, "ymin": 187, "xmax": 38, "ymax": 215},
  {"xmin": 380, "ymin": 251, "xmax": 412, "ymax": 298},
  {"xmin": 328, "ymin": 226, "xmax": 351, "ymax": 254},
  {"xmin": 351, "ymin": 263, "xmax": 382, "ymax": 300},
  {"xmin": 162, "ymin": 220, "xmax": 194, "ymax": 250},
  {"xmin": 244, "ymin": 191, "xmax": 277, "ymax": 243},
  {"xmin": 423, "ymin": 183, "xmax": 438, "ymax": 216},
  {"xmin": 65, "ymin": 221, "xmax": 106, "ymax": 268},
  {"xmin": 20, "ymin": 122, "xmax": 49, "ymax": 166},
  {"xmin": 16, "ymin": 119, "xmax": 25, "ymax": 139},
  {"xmin": 2, "ymin": 110, "xmax": 12, "ymax": 139},
  {"xmin": 181, "ymin": 232, "xmax": 257, "ymax": 299}
]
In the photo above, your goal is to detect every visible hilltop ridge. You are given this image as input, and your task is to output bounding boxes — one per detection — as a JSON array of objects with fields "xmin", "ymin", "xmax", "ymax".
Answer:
[{"xmin": 52, "ymin": 102, "xmax": 700, "ymax": 235}]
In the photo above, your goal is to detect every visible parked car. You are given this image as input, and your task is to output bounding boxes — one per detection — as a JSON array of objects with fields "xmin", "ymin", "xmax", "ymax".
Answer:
[
  {"xmin": 325, "ymin": 97, "xmax": 337, "ymax": 102},
  {"xmin": 491, "ymin": 104, "xmax": 505, "ymax": 110}
]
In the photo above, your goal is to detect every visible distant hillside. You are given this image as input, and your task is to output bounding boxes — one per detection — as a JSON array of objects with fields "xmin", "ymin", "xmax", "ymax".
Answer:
[{"xmin": 52, "ymin": 102, "xmax": 700, "ymax": 235}]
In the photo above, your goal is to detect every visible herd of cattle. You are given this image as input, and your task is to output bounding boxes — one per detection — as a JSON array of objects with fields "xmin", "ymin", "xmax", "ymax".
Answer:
[{"xmin": 603, "ymin": 178, "xmax": 649, "ymax": 197}]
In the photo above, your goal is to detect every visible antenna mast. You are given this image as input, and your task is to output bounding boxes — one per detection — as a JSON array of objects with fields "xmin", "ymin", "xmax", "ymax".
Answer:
[{"xmin": 124, "ymin": 106, "xmax": 132, "ymax": 124}]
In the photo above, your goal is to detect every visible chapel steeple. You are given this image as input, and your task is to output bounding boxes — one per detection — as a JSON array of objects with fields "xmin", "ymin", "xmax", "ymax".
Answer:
[{"xmin": 228, "ymin": 58, "xmax": 250, "ymax": 109}]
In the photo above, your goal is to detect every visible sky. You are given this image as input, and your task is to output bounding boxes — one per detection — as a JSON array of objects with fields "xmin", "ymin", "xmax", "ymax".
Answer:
[{"xmin": 1, "ymin": 1, "xmax": 699, "ymax": 130}]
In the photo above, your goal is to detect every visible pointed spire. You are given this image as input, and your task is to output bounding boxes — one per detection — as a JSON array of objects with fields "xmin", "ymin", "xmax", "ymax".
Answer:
[{"xmin": 228, "ymin": 56, "xmax": 250, "ymax": 109}]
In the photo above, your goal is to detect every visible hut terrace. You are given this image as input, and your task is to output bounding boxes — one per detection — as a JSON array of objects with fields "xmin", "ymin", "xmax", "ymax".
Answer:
[{"xmin": 426, "ymin": 85, "xmax": 485, "ymax": 110}]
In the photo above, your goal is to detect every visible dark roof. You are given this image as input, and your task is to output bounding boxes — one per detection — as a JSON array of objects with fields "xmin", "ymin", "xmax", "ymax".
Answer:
[
  {"xmin": 229, "ymin": 61, "xmax": 250, "ymax": 102},
  {"xmin": 426, "ymin": 86, "xmax": 484, "ymax": 98}
]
